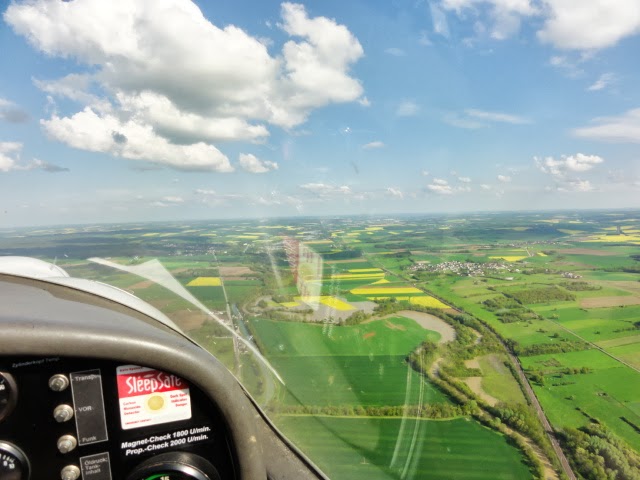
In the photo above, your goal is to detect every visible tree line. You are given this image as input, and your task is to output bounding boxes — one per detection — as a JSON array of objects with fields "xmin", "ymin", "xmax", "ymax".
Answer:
[{"xmin": 559, "ymin": 423, "xmax": 640, "ymax": 480}]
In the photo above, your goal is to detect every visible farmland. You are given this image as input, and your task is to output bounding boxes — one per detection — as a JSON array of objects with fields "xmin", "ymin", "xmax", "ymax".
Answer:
[
  {"xmin": 248, "ymin": 317, "xmax": 448, "ymax": 406},
  {"xmin": 2, "ymin": 209, "xmax": 640, "ymax": 479},
  {"xmin": 277, "ymin": 416, "xmax": 532, "ymax": 480}
]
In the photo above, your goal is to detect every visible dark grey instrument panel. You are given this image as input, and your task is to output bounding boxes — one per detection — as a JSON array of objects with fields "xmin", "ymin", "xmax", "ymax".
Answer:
[{"xmin": 0, "ymin": 356, "xmax": 235, "ymax": 479}]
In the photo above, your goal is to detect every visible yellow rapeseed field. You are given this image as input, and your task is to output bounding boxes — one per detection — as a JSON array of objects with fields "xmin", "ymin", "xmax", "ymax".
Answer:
[
  {"xmin": 409, "ymin": 296, "xmax": 449, "ymax": 308},
  {"xmin": 187, "ymin": 277, "xmax": 222, "ymax": 287},
  {"xmin": 584, "ymin": 234, "xmax": 640, "ymax": 244},
  {"xmin": 489, "ymin": 256, "xmax": 527, "ymax": 262},
  {"xmin": 330, "ymin": 273, "xmax": 385, "ymax": 280},
  {"xmin": 296, "ymin": 296, "xmax": 355, "ymax": 311},
  {"xmin": 351, "ymin": 286, "xmax": 422, "ymax": 295}
]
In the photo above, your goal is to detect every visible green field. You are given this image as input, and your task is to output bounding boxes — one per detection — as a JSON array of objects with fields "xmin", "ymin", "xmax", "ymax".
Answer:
[
  {"xmin": 249, "ymin": 317, "xmax": 447, "ymax": 406},
  {"xmin": 249, "ymin": 317, "xmax": 437, "ymax": 357},
  {"xmin": 271, "ymin": 354, "xmax": 448, "ymax": 406},
  {"xmin": 186, "ymin": 285, "xmax": 226, "ymax": 309},
  {"xmin": 521, "ymin": 349, "xmax": 640, "ymax": 449},
  {"xmin": 476, "ymin": 354, "xmax": 527, "ymax": 405},
  {"xmin": 277, "ymin": 416, "xmax": 533, "ymax": 479}
]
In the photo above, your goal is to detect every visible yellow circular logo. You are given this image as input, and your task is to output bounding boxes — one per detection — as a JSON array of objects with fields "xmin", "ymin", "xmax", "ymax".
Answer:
[{"xmin": 147, "ymin": 395, "xmax": 165, "ymax": 411}]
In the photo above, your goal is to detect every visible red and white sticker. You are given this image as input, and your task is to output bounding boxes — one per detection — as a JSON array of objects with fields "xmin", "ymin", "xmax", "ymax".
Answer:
[{"xmin": 116, "ymin": 365, "xmax": 191, "ymax": 431}]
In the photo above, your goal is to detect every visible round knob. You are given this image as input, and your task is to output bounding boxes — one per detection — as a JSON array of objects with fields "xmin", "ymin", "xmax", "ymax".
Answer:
[
  {"xmin": 57, "ymin": 435, "xmax": 77, "ymax": 454},
  {"xmin": 48, "ymin": 374, "xmax": 69, "ymax": 392},
  {"xmin": 53, "ymin": 404, "xmax": 74, "ymax": 423},
  {"xmin": 0, "ymin": 441, "xmax": 29, "ymax": 480},
  {"xmin": 0, "ymin": 372, "xmax": 18, "ymax": 422},
  {"xmin": 60, "ymin": 465, "xmax": 80, "ymax": 480},
  {"xmin": 127, "ymin": 452, "xmax": 221, "ymax": 480}
]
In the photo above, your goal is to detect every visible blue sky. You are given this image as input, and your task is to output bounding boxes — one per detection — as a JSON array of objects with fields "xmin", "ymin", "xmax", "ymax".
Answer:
[{"xmin": 1, "ymin": 0, "xmax": 639, "ymax": 227}]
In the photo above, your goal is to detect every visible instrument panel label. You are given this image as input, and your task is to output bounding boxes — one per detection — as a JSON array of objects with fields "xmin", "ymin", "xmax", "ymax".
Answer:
[
  {"xmin": 116, "ymin": 365, "xmax": 191, "ymax": 430},
  {"xmin": 80, "ymin": 452, "xmax": 112, "ymax": 480},
  {"xmin": 120, "ymin": 425, "xmax": 213, "ymax": 457},
  {"xmin": 70, "ymin": 369, "xmax": 109, "ymax": 445}
]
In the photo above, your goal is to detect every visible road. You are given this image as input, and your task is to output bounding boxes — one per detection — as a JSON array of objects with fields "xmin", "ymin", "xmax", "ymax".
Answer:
[
  {"xmin": 232, "ymin": 303, "xmax": 278, "ymax": 404},
  {"xmin": 508, "ymin": 352, "xmax": 577, "ymax": 480},
  {"xmin": 212, "ymin": 251, "xmax": 242, "ymax": 379}
]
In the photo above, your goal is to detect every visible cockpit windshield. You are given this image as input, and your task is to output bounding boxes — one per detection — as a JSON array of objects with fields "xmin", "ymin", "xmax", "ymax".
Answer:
[{"xmin": 2, "ymin": 1, "xmax": 640, "ymax": 479}]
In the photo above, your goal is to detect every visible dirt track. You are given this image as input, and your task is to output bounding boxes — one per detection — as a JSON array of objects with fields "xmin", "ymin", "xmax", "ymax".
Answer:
[{"xmin": 464, "ymin": 377, "xmax": 500, "ymax": 406}]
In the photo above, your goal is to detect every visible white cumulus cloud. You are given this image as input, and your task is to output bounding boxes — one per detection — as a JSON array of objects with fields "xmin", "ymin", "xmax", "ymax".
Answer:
[
  {"xmin": 238, "ymin": 153, "xmax": 278, "ymax": 173},
  {"xmin": 426, "ymin": 177, "xmax": 471, "ymax": 195},
  {"xmin": 538, "ymin": 0, "xmax": 640, "ymax": 50},
  {"xmin": 427, "ymin": 183, "xmax": 454, "ymax": 195},
  {"xmin": 386, "ymin": 187, "xmax": 404, "ymax": 198},
  {"xmin": 300, "ymin": 183, "xmax": 353, "ymax": 197},
  {"xmin": 0, "ymin": 141, "xmax": 68, "ymax": 173},
  {"xmin": 497, "ymin": 174, "xmax": 511, "ymax": 182},
  {"xmin": 430, "ymin": 2, "xmax": 451, "ymax": 38},
  {"xmin": 573, "ymin": 108, "xmax": 640, "ymax": 143},
  {"xmin": 441, "ymin": 0, "xmax": 538, "ymax": 40},
  {"xmin": 41, "ymin": 109, "xmax": 234, "ymax": 172},
  {"xmin": 535, "ymin": 153, "xmax": 604, "ymax": 176},
  {"xmin": 5, "ymin": 1, "xmax": 366, "ymax": 171},
  {"xmin": 439, "ymin": 1, "xmax": 640, "ymax": 51},
  {"xmin": 535, "ymin": 153, "xmax": 604, "ymax": 193},
  {"xmin": 0, "ymin": 142, "xmax": 21, "ymax": 172}
]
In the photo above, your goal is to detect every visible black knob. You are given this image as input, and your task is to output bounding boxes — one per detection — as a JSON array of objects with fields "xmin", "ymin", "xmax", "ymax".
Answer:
[
  {"xmin": 0, "ymin": 441, "xmax": 29, "ymax": 480},
  {"xmin": 127, "ymin": 452, "xmax": 221, "ymax": 480},
  {"xmin": 0, "ymin": 372, "xmax": 18, "ymax": 422}
]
